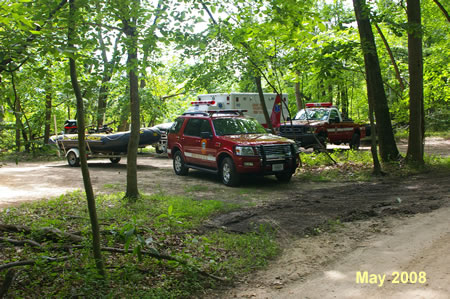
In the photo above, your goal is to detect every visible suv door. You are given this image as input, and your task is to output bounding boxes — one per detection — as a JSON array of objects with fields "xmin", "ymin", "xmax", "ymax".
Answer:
[{"xmin": 182, "ymin": 118, "xmax": 214, "ymax": 166}]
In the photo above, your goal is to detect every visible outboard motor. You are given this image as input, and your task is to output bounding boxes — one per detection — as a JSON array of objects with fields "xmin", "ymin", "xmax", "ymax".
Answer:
[{"xmin": 64, "ymin": 120, "xmax": 78, "ymax": 134}]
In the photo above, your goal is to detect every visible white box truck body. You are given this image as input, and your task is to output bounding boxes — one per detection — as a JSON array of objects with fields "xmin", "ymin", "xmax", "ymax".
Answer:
[{"xmin": 186, "ymin": 93, "xmax": 289, "ymax": 127}]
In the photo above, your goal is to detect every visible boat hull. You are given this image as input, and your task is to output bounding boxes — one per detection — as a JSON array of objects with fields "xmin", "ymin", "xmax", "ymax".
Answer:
[{"xmin": 49, "ymin": 128, "xmax": 161, "ymax": 154}]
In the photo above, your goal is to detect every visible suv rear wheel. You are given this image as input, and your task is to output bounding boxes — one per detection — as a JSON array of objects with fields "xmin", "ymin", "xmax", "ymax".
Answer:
[
  {"xmin": 221, "ymin": 157, "xmax": 240, "ymax": 187},
  {"xmin": 173, "ymin": 151, "xmax": 188, "ymax": 175}
]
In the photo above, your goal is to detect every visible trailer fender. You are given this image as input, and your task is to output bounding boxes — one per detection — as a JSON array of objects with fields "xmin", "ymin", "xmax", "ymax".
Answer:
[{"xmin": 66, "ymin": 148, "xmax": 80, "ymax": 158}]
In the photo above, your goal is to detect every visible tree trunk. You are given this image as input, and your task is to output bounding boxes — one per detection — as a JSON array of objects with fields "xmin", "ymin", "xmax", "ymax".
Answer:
[
  {"xmin": 352, "ymin": 0, "xmax": 400, "ymax": 162},
  {"xmin": 44, "ymin": 89, "xmax": 52, "ymax": 145},
  {"xmin": 68, "ymin": 0, "xmax": 105, "ymax": 277},
  {"xmin": 10, "ymin": 73, "xmax": 24, "ymax": 152},
  {"xmin": 255, "ymin": 76, "xmax": 274, "ymax": 133},
  {"xmin": 96, "ymin": 18, "xmax": 122, "ymax": 130},
  {"xmin": 340, "ymin": 84, "xmax": 349, "ymax": 118},
  {"xmin": 406, "ymin": 0, "xmax": 425, "ymax": 165},
  {"xmin": 123, "ymin": 6, "xmax": 141, "ymax": 201},
  {"xmin": 374, "ymin": 23, "xmax": 405, "ymax": 91},
  {"xmin": 294, "ymin": 81, "xmax": 303, "ymax": 112},
  {"xmin": 433, "ymin": 0, "xmax": 450, "ymax": 22}
]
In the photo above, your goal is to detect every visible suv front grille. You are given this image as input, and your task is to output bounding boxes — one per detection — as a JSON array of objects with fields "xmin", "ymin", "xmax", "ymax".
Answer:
[
  {"xmin": 279, "ymin": 125, "xmax": 308, "ymax": 134},
  {"xmin": 256, "ymin": 144, "xmax": 292, "ymax": 160}
]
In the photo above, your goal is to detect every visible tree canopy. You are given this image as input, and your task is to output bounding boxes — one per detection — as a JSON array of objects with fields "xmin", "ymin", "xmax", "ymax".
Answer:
[{"xmin": 0, "ymin": 0, "xmax": 448, "ymax": 155}]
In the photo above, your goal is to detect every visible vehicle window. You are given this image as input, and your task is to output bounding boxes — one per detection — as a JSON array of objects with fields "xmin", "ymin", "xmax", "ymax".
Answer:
[
  {"xmin": 329, "ymin": 110, "xmax": 338, "ymax": 121},
  {"xmin": 213, "ymin": 118, "xmax": 267, "ymax": 136},
  {"xmin": 200, "ymin": 119, "xmax": 213, "ymax": 135},
  {"xmin": 184, "ymin": 118, "xmax": 211, "ymax": 137},
  {"xmin": 169, "ymin": 118, "xmax": 184, "ymax": 134},
  {"xmin": 294, "ymin": 109, "xmax": 330, "ymax": 121}
]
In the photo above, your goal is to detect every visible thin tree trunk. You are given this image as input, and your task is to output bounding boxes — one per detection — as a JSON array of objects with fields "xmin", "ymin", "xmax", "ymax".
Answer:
[
  {"xmin": 123, "ymin": 5, "xmax": 141, "ymax": 200},
  {"xmin": 96, "ymin": 15, "xmax": 122, "ymax": 130},
  {"xmin": 406, "ymin": 0, "xmax": 425, "ymax": 165},
  {"xmin": 68, "ymin": 0, "xmax": 105, "ymax": 276},
  {"xmin": 353, "ymin": 0, "xmax": 400, "ymax": 162},
  {"xmin": 294, "ymin": 81, "xmax": 303, "ymax": 112},
  {"xmin": 433, "ymin": 0, "xmax": 450, "ymax": 22},
  {"xmin": 10, "ymin": 73, "xmax": 23, "ymax": 152},
  {"xmin": 44, "ymin": 71, "xmax": 52, "ymax": 144},
  {"xmin": 374, "ymin": 23, "xmax": 405, "ymax": 91},
  {"xmin": 255, "ymin": 76, "xmax": 274, "ymax": 133}
]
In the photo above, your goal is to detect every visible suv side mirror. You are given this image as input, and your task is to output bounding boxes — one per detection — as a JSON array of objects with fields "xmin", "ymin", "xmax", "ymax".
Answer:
[{"xmin": 200, "ymin": 131, "xmax": 213, "ymax": 139}]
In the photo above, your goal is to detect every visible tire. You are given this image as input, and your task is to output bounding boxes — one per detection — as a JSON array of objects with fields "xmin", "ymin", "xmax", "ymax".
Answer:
[
  {"xmin": 173, "ymin": 151, "xmax": 188, "ymax": 176},
  {"xmin": 350, "ymin": 133, "xmax": 360, "ymax": 150},
  {"xmin": 67, "ymin": 151, "xmax": 80, "ymax": 167},
  {"xmin": 220, "ymin": 157, "xmax": 240, "ymax": 187},
  {"xmin": 110, "ymin": 157, "xmax": 121, "ymax": 164},
  {"xmin": 275, "ymin": 172, "xmax": 292, "ymax": 183}
]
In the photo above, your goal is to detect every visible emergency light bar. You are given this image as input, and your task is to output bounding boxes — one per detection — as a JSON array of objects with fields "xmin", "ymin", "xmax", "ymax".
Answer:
[
  {"xmin": 191, "ymin": 100, "xmax": 216, "ymax": 105},
  {"xmin": 305, "ymin": 102, "xmax": 333, "ymax": 108}
]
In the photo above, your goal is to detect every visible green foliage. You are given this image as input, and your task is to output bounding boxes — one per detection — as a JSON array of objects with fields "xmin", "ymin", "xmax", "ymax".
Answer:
[{"xmin": 0, "ymin": 190, "xmax": 279, "ymax": 297}]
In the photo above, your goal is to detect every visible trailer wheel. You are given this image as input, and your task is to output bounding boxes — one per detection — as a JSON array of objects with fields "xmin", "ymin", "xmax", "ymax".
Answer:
[
  {"xmin": 110, "ymin": 157, "xmax": 121, "ymax": 164},
  {"xmin": 67, "ymin": 151, "xmax": 80, "ymax": 167}
]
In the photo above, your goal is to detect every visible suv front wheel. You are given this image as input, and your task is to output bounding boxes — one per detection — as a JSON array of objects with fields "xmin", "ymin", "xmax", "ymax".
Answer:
[
  {"xmin": 220, "ymin": 157, "xmax": 240, "ymax": 187},
  {"xmin": 173, "ymin": 151, "xmax": 189, "ymax": 176}
]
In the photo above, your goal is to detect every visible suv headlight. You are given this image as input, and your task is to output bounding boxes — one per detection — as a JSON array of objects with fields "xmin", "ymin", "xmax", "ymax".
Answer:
[
  {"xmin": 235, "ymin": 146, "xmax": 256, "ymax": 156},
  {"xmin": 292, "ymin": 143, "xmax": 300, "ymax": 154}
]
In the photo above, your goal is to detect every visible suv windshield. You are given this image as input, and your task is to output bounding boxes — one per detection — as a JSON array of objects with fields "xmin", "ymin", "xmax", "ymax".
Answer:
[
  {"xmin": 213, "ymin": 118, "xmax": 267, "ymax": 136},
  {"xmin": 294, "ymin": 108, "xmax": 329, "ymax": 121}
]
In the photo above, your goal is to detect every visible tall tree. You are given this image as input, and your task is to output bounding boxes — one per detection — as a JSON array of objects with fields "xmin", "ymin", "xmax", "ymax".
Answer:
[
  {"xmin": 352, "ymin": 0, "xmax": 400, "ymax": 163},
  {"xmin": 406, "ymin": 0, "xmax": 425, "ymax": 165},
  {"xmin": 68, "ymin": 0, "xmax": 105, "ymax": 276},
  {"xmin": 120, "ymin": 0, "xmax": 141, "ymax": 200},
  {"xmin": 44, "ymin": 61, "xmax": 53, "ymax": 145}
]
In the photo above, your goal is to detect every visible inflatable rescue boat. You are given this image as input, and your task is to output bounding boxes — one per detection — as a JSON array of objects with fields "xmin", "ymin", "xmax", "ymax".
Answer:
[{"xmin": 49, "ymin": 127, "xmax": 161, "ymax": 154}]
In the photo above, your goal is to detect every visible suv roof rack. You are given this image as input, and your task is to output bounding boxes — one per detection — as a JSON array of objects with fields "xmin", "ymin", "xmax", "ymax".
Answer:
[
  {"xmin": 182, "ymin": 110, "xmax": 248, "ymax": 117},
  {"xmin": 208, "ymin": 109, "xmax": 247, "ymax": 116},
  {"xmin": 182, "ymin": 111, "xmax": 209, "ymax": 116}
]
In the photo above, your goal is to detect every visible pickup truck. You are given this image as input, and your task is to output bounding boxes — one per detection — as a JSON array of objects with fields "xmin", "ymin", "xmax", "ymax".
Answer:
[{"xmin": 278, "ymin": 103, "xmax": 370, "ymax": 150}]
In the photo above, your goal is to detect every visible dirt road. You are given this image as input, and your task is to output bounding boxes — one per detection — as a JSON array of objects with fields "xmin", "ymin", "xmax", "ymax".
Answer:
[{"xmin": 217, "ymin": 207, "xmax": 450, "ymax": 299}]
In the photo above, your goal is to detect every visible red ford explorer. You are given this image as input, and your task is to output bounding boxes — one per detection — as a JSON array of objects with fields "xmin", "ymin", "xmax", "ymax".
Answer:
[{"xmin": 167, "ymin": 110, "xmax": 300, "ymax": 186}]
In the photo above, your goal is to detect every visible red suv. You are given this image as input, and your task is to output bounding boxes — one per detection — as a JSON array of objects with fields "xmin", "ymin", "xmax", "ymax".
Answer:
[{"xmin": 167, "ymin": 110, "xmax": 300, "ymax": 186}]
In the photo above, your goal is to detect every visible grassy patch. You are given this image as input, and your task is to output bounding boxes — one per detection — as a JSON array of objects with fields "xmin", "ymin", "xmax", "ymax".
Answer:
[
  {"xmin": 184, "ymin": 184, "xmax": 209, "ymax": 193},
  {"xmin": 0, "ymin": 190, "xmax": 279, "ymax": 297},
  {"xmin": 395, "ymin": 129, "xmax": 450, "ymax": 140},
  {"xmin": 296, "ymin": 149, "xmax": 450, "ymax": 182},
  {"xmin": 296, "ymin": 150, "xmax": 373, "ymax": 182}
]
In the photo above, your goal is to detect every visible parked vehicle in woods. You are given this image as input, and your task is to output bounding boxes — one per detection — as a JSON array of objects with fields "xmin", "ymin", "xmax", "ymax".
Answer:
[
  {"xmin": 152, "ymin": 122, "xmax": 173, "ymax": 154},
  {"xmin": 49, "ymin": 120, "xmax": 161, "ymax": 166},
  {"xmin": 278, "ymin": 103, "xmax": 371, "ymax": 150},
  {"xmin": 167, "ymin": 110, "xmax": 300, "ymax": 186},
  {"xmin": 186, "ymin": 92, "xmax": 289, "ymax": 128}
]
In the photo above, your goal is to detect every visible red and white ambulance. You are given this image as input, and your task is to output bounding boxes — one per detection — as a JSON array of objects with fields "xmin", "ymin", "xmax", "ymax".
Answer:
[{"xmin": 186, "ymin": 93, "xmax": 289, "ymax": 128}]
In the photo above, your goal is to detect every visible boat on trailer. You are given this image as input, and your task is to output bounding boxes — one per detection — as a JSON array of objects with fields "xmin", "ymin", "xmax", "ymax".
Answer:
[{"xmin": 49, "ymin": 126, "xmax": 161, "ymax": 166}]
